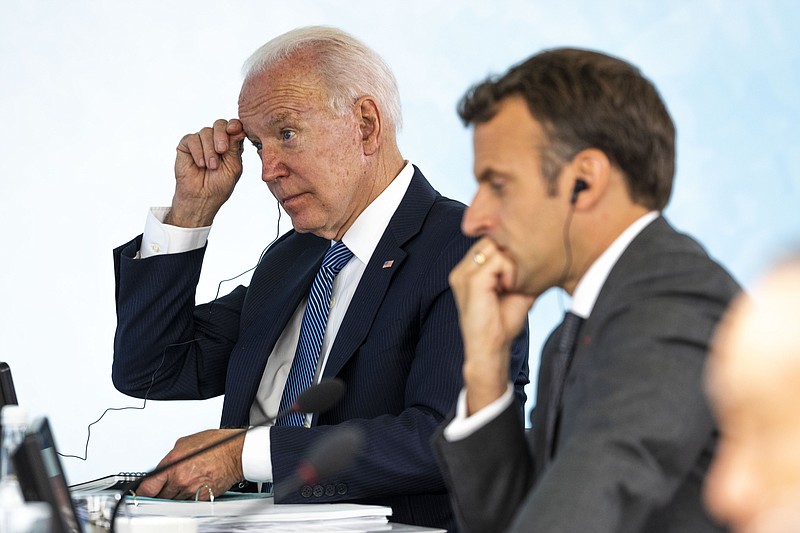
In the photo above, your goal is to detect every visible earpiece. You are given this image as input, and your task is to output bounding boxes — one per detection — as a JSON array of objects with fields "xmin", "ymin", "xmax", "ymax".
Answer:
[{"xmin": 570, "ymin": 179, "xmax": 589, "ymax": 205}]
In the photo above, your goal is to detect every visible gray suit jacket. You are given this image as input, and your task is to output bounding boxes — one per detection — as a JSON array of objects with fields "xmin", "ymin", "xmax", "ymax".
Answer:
[{"xmin": 434, "ymin": 217, "xmax": 740, "ymax": 533}]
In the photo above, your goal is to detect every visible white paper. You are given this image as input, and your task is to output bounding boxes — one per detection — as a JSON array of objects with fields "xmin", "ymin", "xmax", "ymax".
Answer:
[{"xmin": 122, "ymin": 493, "xmax": 391, "ymax": 522}]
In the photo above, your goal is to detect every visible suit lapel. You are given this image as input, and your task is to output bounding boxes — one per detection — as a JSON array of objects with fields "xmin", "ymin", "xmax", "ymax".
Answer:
[
  {"xmin": 322, "ymin": 241, "xmax": 407, "ymax": 380},
  {"xmin": 226, "ymin": 167, "xmax": 439, "ymax": 426},
  {"xmin": 320, "ymin": 167, "xmax": 437, "ymax": 380},
  {"xmin": 240, "ymin": 239, "xmax": 327, "ymax": 333},
  {"xmin": 532, "ymin": 217, "xmax": 670, "ymax": 466},
  {"xmin": 222, "ymin": 236, "xmax": 329, "ymax": 427}
]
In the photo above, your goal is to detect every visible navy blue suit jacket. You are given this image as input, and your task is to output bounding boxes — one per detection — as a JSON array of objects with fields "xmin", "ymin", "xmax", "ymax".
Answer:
[{"xmin": 113, "ymin": 168, "xmax": 530, "ymax": 531}]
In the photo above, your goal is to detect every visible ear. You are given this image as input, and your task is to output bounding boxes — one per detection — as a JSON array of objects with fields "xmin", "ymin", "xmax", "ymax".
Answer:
[
  {"xmin": 564, "ymin": 148, "xmax": 610, "ymax": 210},
  {"xmin": 356, "ymin": 96, "xmax": 381, "ymax": 156}
]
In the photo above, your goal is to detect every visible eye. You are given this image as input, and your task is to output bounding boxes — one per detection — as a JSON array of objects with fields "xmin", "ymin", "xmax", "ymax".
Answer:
[
  {"xmin": 281, "ymin": 130, "xmax": 295, "ymax": 141},
  {"xmin": 488, "ymin": 177, "xmax": 505, "ymax": 192},
  {"xmin": 251, "ymin": 140, "xmax": 263, "ymax": 151}
]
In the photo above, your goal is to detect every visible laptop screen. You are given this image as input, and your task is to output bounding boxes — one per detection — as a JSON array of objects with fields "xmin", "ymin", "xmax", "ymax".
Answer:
[
  {"xmin": 13, "ymin": 417, "xmax": 82, "ymax": 533},
  {"xmin": 0, "ymin": 361, "xmax": 20, "ymax": 477}
]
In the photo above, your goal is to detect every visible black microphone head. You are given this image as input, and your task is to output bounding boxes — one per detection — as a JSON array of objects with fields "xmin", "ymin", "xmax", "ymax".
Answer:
[{"xmin": 293, "ymin": 379, "xmax": 345, "ymax": 415}]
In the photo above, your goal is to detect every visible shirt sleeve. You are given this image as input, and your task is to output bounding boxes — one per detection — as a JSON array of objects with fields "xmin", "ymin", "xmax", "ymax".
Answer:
[
  {"xmin": 443, "ymin": 383, "xmax": 514, "ymax": 441},
  {"xmin": 241, "ymin": 426, "xmax": 274, "ymax": 482},
  {"xmin": 139, "ymin": 207, "xmax": 211, "ymax": 258}
]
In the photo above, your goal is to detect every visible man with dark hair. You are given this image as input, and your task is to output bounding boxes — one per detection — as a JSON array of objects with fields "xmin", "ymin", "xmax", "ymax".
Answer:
[
  {"xmin": 434, "ymin": 48, "xmax": 739, "ymax": 532},
  {"xmin": 111, "ymin": 26, "xmax": 529, "ymax": 531}
]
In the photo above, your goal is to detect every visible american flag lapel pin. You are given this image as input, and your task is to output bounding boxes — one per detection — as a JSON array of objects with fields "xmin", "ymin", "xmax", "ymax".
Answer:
[{"xmin": 382, "ymin": 260, "xmax": 395, "ymax": 269}]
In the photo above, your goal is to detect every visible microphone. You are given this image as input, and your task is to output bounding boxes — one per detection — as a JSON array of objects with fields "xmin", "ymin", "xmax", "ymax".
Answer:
[
  {"xmin": 289, "ymin": 379, "xmax": 346, "ymax": 416},
  {"xmin": 273, "ymin": 425, "xmax": 364, "ymax": 498},
  {"xmin": 109, "ymin": 379, "xmax": 346, "ymax": 532},
  {"xmin": 127, "ymin": 378, "xmax": 345, "ymax": 490}
]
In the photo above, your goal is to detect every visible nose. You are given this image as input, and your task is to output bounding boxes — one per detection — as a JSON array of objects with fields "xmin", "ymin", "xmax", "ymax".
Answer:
[
  {"xmin": 703, "ymin": 447, "xmax": 760, "ymax": 530},
  {"xmin": 260, "ymin": 150, "xmax": 287, "ymax": 183},
  {"xmin": 461, "ymin": 189, "xmax": 491, "ymax": 237}
]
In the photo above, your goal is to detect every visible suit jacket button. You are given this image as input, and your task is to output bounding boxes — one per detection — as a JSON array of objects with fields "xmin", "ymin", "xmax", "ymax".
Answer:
[
  {"xmin": 300, "ymin": 485, "xmax": 313, "ymax": 498},
  {"xmin": 336, "ymin": 483, "xmax": 347, "ymax": 495},
  {"xmin": 313, "ymin": 484, "xmax": 324, "ymax": 497},
  {"xmin": 325, "ymin": 484, "xmax": 336, "ymax": 497}
]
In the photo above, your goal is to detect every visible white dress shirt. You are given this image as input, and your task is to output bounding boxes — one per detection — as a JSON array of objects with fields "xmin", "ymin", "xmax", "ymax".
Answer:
[
  {"xmin": 443, "ymin": 211, "xmax": 659, "ymax": 441},
  {"xmin": 139, "ymin": 162, "xmax": 415, "ymax": 481}
]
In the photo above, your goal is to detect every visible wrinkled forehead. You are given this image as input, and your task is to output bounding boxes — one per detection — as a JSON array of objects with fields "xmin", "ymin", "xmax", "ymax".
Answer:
[
  {"xmin": 240, "ymin": 48, "xmax": 330, "ymax": 102},
  {"xmin": 239, "ymin": 61, "xmax": 327, "ymax": 106}
]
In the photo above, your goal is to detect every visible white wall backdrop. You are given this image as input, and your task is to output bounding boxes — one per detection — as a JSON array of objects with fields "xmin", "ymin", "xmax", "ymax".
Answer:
[{"xmin": 1, "ymin": 0, "xmax": 798, "ymax": 485}]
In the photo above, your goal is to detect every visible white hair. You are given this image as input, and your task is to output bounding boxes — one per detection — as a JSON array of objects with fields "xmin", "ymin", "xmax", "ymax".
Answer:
[{"xmin": 242, "ymin": 26, "xmax": 402, "ymax": 132}]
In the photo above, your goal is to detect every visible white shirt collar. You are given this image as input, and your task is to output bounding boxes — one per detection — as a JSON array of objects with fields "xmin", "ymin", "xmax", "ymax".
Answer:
[
  {"xmin": 570, "ymin": 211, "xmax": 660, "ymax": 318},
  {"xmin": 338, "ymin": 162, "xmax": 414, "ymax": 266}
]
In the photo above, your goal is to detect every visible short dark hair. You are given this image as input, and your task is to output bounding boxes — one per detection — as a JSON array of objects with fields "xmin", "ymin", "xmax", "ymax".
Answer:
[{"xmin": 458, "ymin": 48, "xmax": 675, "ymax": 210}]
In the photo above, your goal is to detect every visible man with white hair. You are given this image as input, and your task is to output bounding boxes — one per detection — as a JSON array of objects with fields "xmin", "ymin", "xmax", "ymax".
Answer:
[
  {"xmin": 111, "ymin": 26, "xmax": 529, "ymax": 530},
  {"xmin": 705, "ymin": 255, "xmax": 800, "ymax": 532}
]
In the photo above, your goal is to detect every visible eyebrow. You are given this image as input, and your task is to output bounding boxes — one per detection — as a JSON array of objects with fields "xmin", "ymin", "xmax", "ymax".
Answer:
[
  {"xmin": 268, "ymin": 112, "xmax": 296, "ymax": 128},
  {"xmin": 242, "ymin": 112, "xmax": 299, "ymax": 141},
  {"xmin": 476, "ymin": 167, "xmax": 507, "ymax": 183}
]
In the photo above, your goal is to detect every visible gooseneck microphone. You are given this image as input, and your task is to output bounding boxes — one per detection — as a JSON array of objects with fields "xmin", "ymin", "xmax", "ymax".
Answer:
[
  {"xmin": 285, "ymin": 379, "xmax": 346, "ymax": 417},
  {"xmin": 109, "ymin": 379, "xmax": 346, "ymax": 533},
  {"xmin": 126, "ymin": 378, "xmax": 345, "ymax": 490}
]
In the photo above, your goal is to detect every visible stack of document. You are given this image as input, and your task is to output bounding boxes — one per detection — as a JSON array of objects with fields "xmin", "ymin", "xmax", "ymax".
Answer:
[{"xmin": 121, "ymin": 493, "xmax": 396, "ymax": 532}]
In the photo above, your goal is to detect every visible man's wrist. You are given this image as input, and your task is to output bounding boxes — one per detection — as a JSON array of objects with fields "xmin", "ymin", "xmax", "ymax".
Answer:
[
  {"xmin": 444, "ymin": 384, "xmax": 514, "ymax": 441},
  {"xmin": 463, "ymin": 351, "xmax": 510, "ymax": 415},
  {"xmin": 164, "ymin": 200, "xmax": 218, "ymax": 228},
  {"xmin": 466, "ymin": 384, "xmax": 509, "ymax": 415},
  {"xmin": 140, "ymin": 207, "xmax": 211, "ymax": 258}
]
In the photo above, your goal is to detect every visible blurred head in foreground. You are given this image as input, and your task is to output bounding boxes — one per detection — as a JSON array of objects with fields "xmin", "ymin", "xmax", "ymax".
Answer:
[{"xmin": 705, "ymin": 255, "xmax": 800, "ymax": 532}]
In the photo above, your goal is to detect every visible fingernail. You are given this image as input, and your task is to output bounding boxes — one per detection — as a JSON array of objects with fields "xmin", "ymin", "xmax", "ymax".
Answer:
[
  {"xmin": 209, "ymin": 157, "xmax": 218, "ymax": 169},
  {"xmin": 216, "ymin": 141, "xmax": 227, "ymax": 152}
]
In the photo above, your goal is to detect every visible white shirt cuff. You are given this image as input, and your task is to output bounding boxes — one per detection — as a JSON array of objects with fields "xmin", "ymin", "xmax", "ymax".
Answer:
[
  {"xmin": 443, "ymin": 383, "xmax": 514, "ymax": 441},
  {"xmin": 241, "ymin": 426, "xmax": 273, "ymax": 482},
  {"xmin": 139, "ymin": 207, "xmax": 211, "ymax": 258}
]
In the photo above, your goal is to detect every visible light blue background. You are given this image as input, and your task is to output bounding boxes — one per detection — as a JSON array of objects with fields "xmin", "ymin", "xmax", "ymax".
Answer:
[{"xmin": 1, "ymin": 1, "xmax": 798, "ymax": 484}]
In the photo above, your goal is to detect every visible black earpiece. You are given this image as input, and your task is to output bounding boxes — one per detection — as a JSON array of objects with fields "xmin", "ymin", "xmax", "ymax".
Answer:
[{"xmin": 570, "ymin": 179, "xmax": 589, "ymax": 205}]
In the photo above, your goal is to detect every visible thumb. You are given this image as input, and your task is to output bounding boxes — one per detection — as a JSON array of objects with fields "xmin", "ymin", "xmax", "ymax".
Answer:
[
  {"xmin": 228, "ymin": 135, "xmax": 246, "ymax": 157},
  {"xmin": 226, "ymin": 119, "xmax": 247, "ymax": 156}
]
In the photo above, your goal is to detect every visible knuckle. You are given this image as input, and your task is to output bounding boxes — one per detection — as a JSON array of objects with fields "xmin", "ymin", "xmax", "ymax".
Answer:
[{"xmin": 178, "ymin": 133, "xmax": 195, "ymax": 146}]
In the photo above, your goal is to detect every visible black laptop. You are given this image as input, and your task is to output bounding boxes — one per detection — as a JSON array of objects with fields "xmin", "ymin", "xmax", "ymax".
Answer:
[{"xmin": 13, "ymin": 416, "xmax": 83, "ymax": 533}]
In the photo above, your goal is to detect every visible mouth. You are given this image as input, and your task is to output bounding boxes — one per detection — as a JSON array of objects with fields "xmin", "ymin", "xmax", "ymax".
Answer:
[{"xmin": 277, "ymin": 192, "xmax": 308, "ymax": 211}]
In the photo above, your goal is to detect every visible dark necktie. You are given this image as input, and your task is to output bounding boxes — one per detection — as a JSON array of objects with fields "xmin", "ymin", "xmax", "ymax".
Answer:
[
  {"xmin": 544, "ymin": 311, "xmax": 584, "ymax": 462},
  {"xmin": 276, "ymin": 241, "xmax": 353, "ymax": 427}
]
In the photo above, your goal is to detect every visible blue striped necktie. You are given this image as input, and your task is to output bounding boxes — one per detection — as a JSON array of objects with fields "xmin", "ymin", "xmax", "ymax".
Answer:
[{"xmin": 276, "ymin": 241, "xmax": 354, "ymax": 427}]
